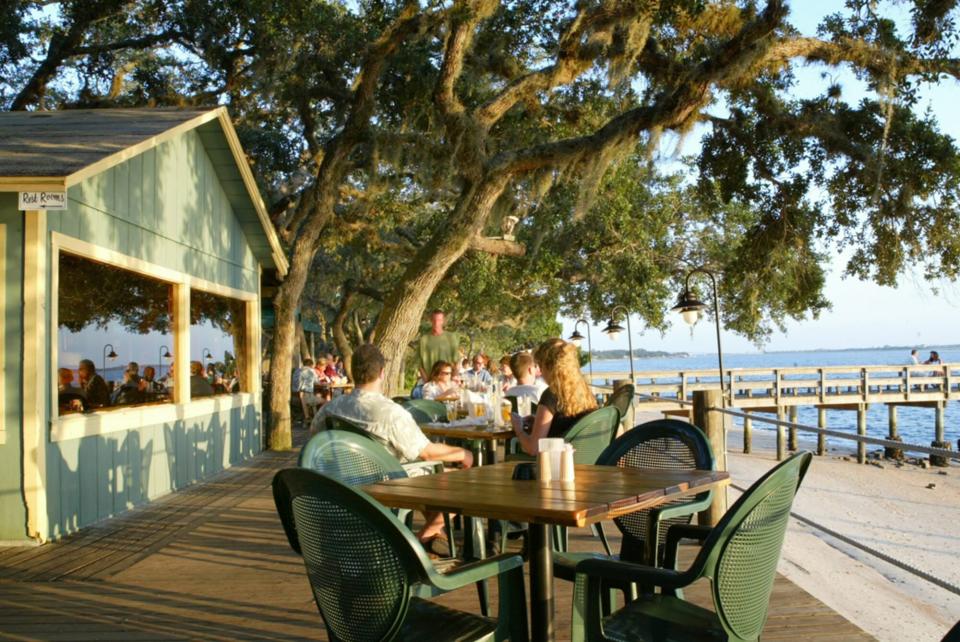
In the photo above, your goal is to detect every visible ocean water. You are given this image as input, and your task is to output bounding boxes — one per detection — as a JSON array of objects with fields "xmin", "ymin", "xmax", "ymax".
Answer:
[{"xmin": 586, "ymin": 347, "xmax": 959, "ymax": 449}]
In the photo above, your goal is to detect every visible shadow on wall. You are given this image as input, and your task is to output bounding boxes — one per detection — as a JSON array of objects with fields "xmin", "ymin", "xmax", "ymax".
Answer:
[{"xmin": 45, "ymin": 403, "xmax": 260, "ymax": 539}]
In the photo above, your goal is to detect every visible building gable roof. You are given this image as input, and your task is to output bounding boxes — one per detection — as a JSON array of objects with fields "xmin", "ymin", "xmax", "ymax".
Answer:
[{"xmin": 0, "ymin": 107, "xmax": 288, "ymax": 276}]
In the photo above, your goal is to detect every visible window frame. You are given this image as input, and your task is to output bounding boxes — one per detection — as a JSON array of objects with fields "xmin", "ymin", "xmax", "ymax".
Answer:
[{"xmin": 50, "ymin": 232, "xmax": 260, "ymax": 443}]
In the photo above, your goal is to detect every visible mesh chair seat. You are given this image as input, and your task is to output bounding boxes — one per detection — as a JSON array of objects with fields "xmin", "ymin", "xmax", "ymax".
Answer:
[
  {"xmin": 399, "ymin": 597, "xmax": 497, "ymax": 641},
  {"xmin": 600, "ymin": 594, "xmax": 725, "ymax": 642}
]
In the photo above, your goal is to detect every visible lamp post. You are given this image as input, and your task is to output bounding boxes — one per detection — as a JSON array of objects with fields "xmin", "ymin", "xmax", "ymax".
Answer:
[
  {"xmin": 672, "ymin": 267, "xmax": 726, "ymax": 407},
  {"xmin": 102, "ymin": 343, "xmax": 118, "ymax": 375},
  {"xmin": 601, "ymin": 306, "xmax": 635, "ymax": 383},
  {"xmin": 158, "ymin": 345, "xmax": 172, "ymax": 378},
  {"xmin": 202, "ymin": 347, "xmax": 213, "ymax": 363},
  {"xmin": 568, "ymin": 318, "xmax": 594, "ymax": 386}
]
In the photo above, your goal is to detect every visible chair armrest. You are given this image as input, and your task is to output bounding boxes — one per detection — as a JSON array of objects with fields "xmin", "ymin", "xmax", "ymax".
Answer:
[
  {"xmin": 402, "ymin": 460, "xmax": 444, "ymax": 476},
  {"xmin": 651, "ymin": 494, "xmax": 712, "ymax": 523},
  {"xmin": 663, "ymin": 523, "xmax": 713, "ymax": 569},
  {"xmin": 576, "ymin": 557, "xmax": 691, "ymax": 591},
  {"xmin": 424, "ymin": 553, "xmax": 525, "ymax": 592}
]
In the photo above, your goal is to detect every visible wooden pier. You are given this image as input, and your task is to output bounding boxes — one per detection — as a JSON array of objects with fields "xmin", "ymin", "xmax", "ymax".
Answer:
[
  {"xmin": 596, "ymin": 363, "xmax": 957, "ymax": 463},
  {"xmin": 0, "ymin": 436, "xmax": 872, "ymax": 641}
]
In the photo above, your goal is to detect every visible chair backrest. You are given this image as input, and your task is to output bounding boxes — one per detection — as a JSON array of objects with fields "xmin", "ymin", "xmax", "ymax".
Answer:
[
  {"xmin": 279, "ymin": 430, "xmax": 409, "ymax": 556},
  {"xmin": 603, "ymin": 383, "xmax": 634, "ymax": 418},
  {"xmin": 298, "ymin": 429, "xmax": 408, "ymax": 485},
  {"xmin": 273, "ymin": 468, "xmax": 432, "ymax": 642},
  {"xmin": 323, "ymin": 414, "xmax": 373, "ymax": 437},
  {"xmin": 402, "ymin": 398, "xmax": 446, "ymax": 423},
  {"xmin": 597, "ymin": 419, "xmax": 714, "ymax": 548},
  {"xmin": 564, "ymin": 406, "xmax": 621, "ymax": 465},
  {"xmin": 697, "ymin": 451, "xmax": 813, "ymax": 642}
]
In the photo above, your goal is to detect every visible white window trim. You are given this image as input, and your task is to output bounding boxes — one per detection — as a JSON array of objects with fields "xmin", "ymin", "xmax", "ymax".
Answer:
[
  {"xmin": 49, "ymin": 232, "xmax": 261, "ymax": 443},
  {"xmin": 0, "ymin": 224, "xmax": 5, "ymax": 446}
]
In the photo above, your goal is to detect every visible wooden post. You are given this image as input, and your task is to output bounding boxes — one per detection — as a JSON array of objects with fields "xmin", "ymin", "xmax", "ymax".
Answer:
[
  {"xmin": 742, "ymin": 411, "xmax": 752, "ymax": 454},
  {"xmin": 931, "ymin": 401, "xmax": 952, "ymax": 467},
  {"xmin": 612, "ymin": 379, "xmax": 634, "ymax": 437},
  {"xmin": 693, "ymin": 389, "xmax": 727, "ymax": 527},
  {"xmin": 817, "ymin": 407, "xmax": 827, "ymax": 456},
  {"xmin": 885, "ymin": 405, "xmax": 903, "ymax": 460},
  {"xmin": 776, "ymin": 406, "xmax": 786, "ymax": 461},
  {"xmin": 856, "ymin": 404, "xmax": 867, "ymax": 464},
  {"xmin": 788, "ymin": 405, "xmax": 798, "ymax": 451}
]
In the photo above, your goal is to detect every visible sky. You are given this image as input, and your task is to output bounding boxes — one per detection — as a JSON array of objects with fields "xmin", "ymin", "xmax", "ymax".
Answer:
[{"xmin": 564, "ymin": 1, "xmax": 960, "ymax": 355}]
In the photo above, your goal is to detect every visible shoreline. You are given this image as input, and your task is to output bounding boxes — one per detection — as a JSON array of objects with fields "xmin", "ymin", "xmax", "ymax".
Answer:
[{"xmin": 634, "ymin": 410, "xmax": 960, "ymax": 641}]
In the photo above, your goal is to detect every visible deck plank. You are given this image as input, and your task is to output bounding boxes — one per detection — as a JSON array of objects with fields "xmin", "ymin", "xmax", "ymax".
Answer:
[{"xmin": 0, "ymin": 441, "xmax": 872, "ymax": 641}]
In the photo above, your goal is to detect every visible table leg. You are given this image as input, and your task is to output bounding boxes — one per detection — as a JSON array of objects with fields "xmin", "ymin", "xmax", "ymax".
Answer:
[
  {"xmin": 485, "ymin": 440, "xmax": 497, "ymax": 464},
  {"xmin": 528, "ymin": 522, "xmax": 554, "ymax": 641}
]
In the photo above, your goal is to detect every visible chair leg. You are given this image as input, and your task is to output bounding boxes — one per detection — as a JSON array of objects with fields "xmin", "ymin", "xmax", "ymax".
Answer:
[
  {"xmin": 476, "ymin": 578, "xmax": 490, "ymax": 617},
  {"xmin": 592, "ymin": 523, "xmax": 612, "ymax": 557},
  {"xmin": 444, "ymin": 513, "xmax": 457, "ymax": 559}
]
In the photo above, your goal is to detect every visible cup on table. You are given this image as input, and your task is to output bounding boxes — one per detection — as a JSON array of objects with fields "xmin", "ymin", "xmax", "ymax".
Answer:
[
  {"xmin": 500, "ymin": 401, "xmax": 512, "ymax": 424},
  {"xmin": 473, "ymin": 401, "xmax": 486, "ymax": 418},
  {"xmin": 445, "ymin": 401, "xmax": 457, "ymax": 422},
  {"xmin": 538, "ymin": 438, "xmax": 565, "ymax": 478}
]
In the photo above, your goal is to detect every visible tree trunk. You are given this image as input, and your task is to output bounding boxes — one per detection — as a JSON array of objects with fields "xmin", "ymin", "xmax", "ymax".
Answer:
[
  {"xmin": 332, "ymin": 289, "xmax": 356, "ymax": 381},
  {"xmin": 374, "ymin": 175, "xmax": 509, "ymax": 393}
]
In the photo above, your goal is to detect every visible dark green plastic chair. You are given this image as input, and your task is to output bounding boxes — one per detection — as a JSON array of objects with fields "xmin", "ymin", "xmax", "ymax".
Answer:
[
  {"xmin": 573, "ymin": 451, "xmax": 813, "ymax": 642},
  {"xmin": 273, "ymin": 468, "xmax": 529, "ymax": 642},
  {"xmin": 603, "ymin": 383, "xmax": 634, "ymax": 419},
  {"xmin": 403, "ymin": 398, "xmax": 448, "ymax": 423},
  {"xmin": 323, "ymin": 414, "xmax": 444, "ymax": 478}
]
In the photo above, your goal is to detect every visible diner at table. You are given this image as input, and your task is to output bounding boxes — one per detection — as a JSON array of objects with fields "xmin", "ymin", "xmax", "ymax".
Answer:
[
  {"xmin": 511, "ymin": 339, "xmax": 597, "ymax": 455},
  {"xmin": 422, "ymin": 360, "xmax": 461, "ymax": 402}
]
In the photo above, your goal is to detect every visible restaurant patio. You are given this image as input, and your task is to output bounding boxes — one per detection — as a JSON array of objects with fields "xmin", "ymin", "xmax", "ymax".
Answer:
[{"xmin": 0, "ymin": 428, "xmax": 871, "ymax": 642}]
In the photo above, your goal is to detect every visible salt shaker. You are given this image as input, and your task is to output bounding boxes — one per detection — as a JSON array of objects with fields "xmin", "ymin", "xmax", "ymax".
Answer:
[
  {"xmin": 537, "ymin": 450, "xmax": 552, "ymax": 484},
  {"xmin": 560, "ymin": 444, "xmax": 575, "ymax": 483}
]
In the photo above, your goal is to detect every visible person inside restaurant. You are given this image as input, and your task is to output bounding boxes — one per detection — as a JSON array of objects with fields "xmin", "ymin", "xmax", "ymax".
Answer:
[
  {"xmin": 421, "ymin": 360, "xmax": 461, "ymax": 402},
  {"xmin": 110, "ymin": 362, "xmax": 145, "ymax": 406},
  {"xmin": 189, "ymin": 360, "xmax": 215, "ymax": 397},
  {"xmin": 78, "ymin": 359, "xmax": 111, "ymax": 408},
  {"xmin": 510, "ymin": 339, "xmax": 597, "ymax": 455},
  {"xmin": 311, "ymin": 344, "xmax": 473, "ymax": 557}
]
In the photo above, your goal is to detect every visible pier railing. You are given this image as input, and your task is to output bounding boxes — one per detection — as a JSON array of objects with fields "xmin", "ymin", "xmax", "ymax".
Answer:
[{"xmin": 592, "ymin": 363, "xmax": 959, "ymax": 408}]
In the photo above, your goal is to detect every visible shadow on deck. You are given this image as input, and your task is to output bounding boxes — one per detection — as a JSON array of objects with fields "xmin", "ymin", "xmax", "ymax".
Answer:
[{"xmin": 0, "ymin": 439, "xmax": 873, "ymax": 641}]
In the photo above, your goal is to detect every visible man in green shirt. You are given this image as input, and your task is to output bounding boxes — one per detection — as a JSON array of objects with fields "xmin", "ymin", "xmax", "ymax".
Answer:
[{"xmin": 418, "ymin": 309, "xmax": 461, "ymax": 382}]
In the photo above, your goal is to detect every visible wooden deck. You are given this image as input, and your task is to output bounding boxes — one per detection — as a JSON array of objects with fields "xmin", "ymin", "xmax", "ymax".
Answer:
[{"xmin": 0, "ymin": 442, "xmax": 873, "ymax": 641}]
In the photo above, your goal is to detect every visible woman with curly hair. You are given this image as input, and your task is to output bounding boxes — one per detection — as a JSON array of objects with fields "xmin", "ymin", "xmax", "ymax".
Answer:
[{"xmin": 511, "ymin": 339, "xmax": 597, "ymax": 455}]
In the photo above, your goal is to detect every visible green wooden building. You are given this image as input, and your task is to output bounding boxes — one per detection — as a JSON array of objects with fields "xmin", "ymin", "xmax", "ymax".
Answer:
[{"xmin": 0, "ymin": 108, "xmax": 288, "ymax": 543}]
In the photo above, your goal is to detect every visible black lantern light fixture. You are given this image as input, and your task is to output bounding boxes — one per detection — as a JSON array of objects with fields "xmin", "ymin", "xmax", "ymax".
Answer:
[
  {"xmin": 567, "ymin": 318, "xmax": 594, "ymax": 385},
  {"xmin": 672, "ymin": 267, "xmax": 727, "ymax": 406},
  {"xmin": 601, "ymin": 305, "xmax": 634, "ymax": 383},
  {"xmin": 158, "ymin": 345, "xmax": 172, "ymax": 377},
  {"xmin": 102, "ymin": 343, "xmax": 118, "ymax": 374}
]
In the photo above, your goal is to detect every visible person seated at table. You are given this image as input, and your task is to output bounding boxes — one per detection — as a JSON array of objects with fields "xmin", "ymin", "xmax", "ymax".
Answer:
[
  {"xmin": 511, "ymin": 340, "xmax": 597, "ymax": 455},
  {"xmin": 78, "ymin": 359, "xmax": 111, "ymax": 408},
  {"xmin": 58, "ymin": 367, "xmax": 85, "ymax": 412},
  {"xmin": 190, "ymin": 360, "xmax": 215, "ymax": 397},
  {"xmin": 497, "ymin": 355, "xmax": 515, "ymax": 391},
  {"xmin": 505, "ymin": 351, "xmax": 548, "ymax": 410},
  {"xmin": 464, "ymin": 353, "xmax": 493, "ymax": 390},
  {"xmin": 311, "ymin": 344, "xmax": 473, "ymax": 556},
  {"xmin": 139, "ymin": 366, "xmax": 164, "ymax": 395},
  {"xmin": 111, "ymin": 363, "xmax": 146, "ymax": 406},
  {"xmin": 422, "ymin": 360, "xmax": 460, "ymax": 402}
]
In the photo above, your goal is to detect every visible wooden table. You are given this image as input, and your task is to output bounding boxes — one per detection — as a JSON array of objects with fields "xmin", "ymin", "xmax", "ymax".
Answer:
[
  {"xmin": 419, "ymin": 421, "xmax": 514, "ymax": 465},
  {"xmin": 364, "ymin": 462, "xmax": 729, "ymax": 641}
]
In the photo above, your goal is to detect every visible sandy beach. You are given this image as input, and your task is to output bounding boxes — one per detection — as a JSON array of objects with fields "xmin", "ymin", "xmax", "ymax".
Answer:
[{"xmin": 668, "ymin": 411, "xmax": 960, "ymax": 640}]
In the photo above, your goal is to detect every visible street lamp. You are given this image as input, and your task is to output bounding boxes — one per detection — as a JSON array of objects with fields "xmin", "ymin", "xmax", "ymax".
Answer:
[
  {"xmin": 568, "ymin": 318, "xmax": 594, "ymax": 386},
  {"xmin": 202, "ymin": 347, "xmax": 213, "ymax": 363},
  {"xmin": 158, "ymin": 345, "xmax": 172, "ymax": 377},
  {"xmin": 102, "ymin": 343, "xmax": 118, "ymax": 375},
  {"xmin": 672, "ymin": 267, "xmax": 727, "ymax": 406},
  {"xmin": 601, "ymin": 306, "xmax": 635, "ymax": 383}
]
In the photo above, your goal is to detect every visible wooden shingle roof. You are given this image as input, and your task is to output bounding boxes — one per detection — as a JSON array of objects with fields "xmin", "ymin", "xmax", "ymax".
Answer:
[{"xmin": 0, "ymin": 107, "xmax": 288, "ymax": 276}]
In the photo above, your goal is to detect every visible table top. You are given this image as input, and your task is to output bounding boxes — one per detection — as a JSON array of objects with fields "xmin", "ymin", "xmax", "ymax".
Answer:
[
  {"xmin": 363, "ymin": 463, "xmax": 729, "ymax": 528},
  {"xmin": 419, "ymin": 422, "xmax": 515, "ymax": 441}
]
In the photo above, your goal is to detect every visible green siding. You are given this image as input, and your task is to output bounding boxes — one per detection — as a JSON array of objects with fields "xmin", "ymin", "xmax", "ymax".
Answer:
[
  {"xmin": 33, "ymin": 127, "xmax": 265, "ymax": 541},
  {"xmin": 0, "ymin": 194, "xmax": 25, "ymax": 541}
]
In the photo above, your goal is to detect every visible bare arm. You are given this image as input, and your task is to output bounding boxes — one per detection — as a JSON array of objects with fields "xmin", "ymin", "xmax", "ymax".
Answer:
[
  {"xmin": 512, "ymin": 405, "xmax": 554, "ymax": 455},
  {"xmin": 420, "ymin": 442, "xmax": 473, "ymax": 468}
]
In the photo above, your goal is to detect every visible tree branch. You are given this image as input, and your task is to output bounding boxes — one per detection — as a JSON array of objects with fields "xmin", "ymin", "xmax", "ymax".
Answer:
[{"xmin": 469, "ymin": 235, "xmax": 526, "ymax": 256}]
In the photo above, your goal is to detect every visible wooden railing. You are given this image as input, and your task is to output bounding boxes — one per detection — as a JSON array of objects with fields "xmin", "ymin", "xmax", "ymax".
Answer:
[{"xmin": 590, "ymin": 363, "xmax": 959, "ymax": 409}]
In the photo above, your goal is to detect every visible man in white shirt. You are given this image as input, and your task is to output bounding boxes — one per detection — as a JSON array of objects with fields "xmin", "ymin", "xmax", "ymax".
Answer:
[
  {"xmin": 505, "ymin": 351, "xmax": 548, "ymax": 410},
  {"xmin": 312, "ymin": 344, "xmax": 472, "ymax": 556},
  {"xmin": 296, "ymin": 358, "xmax": 319, "ymax": 423}
]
